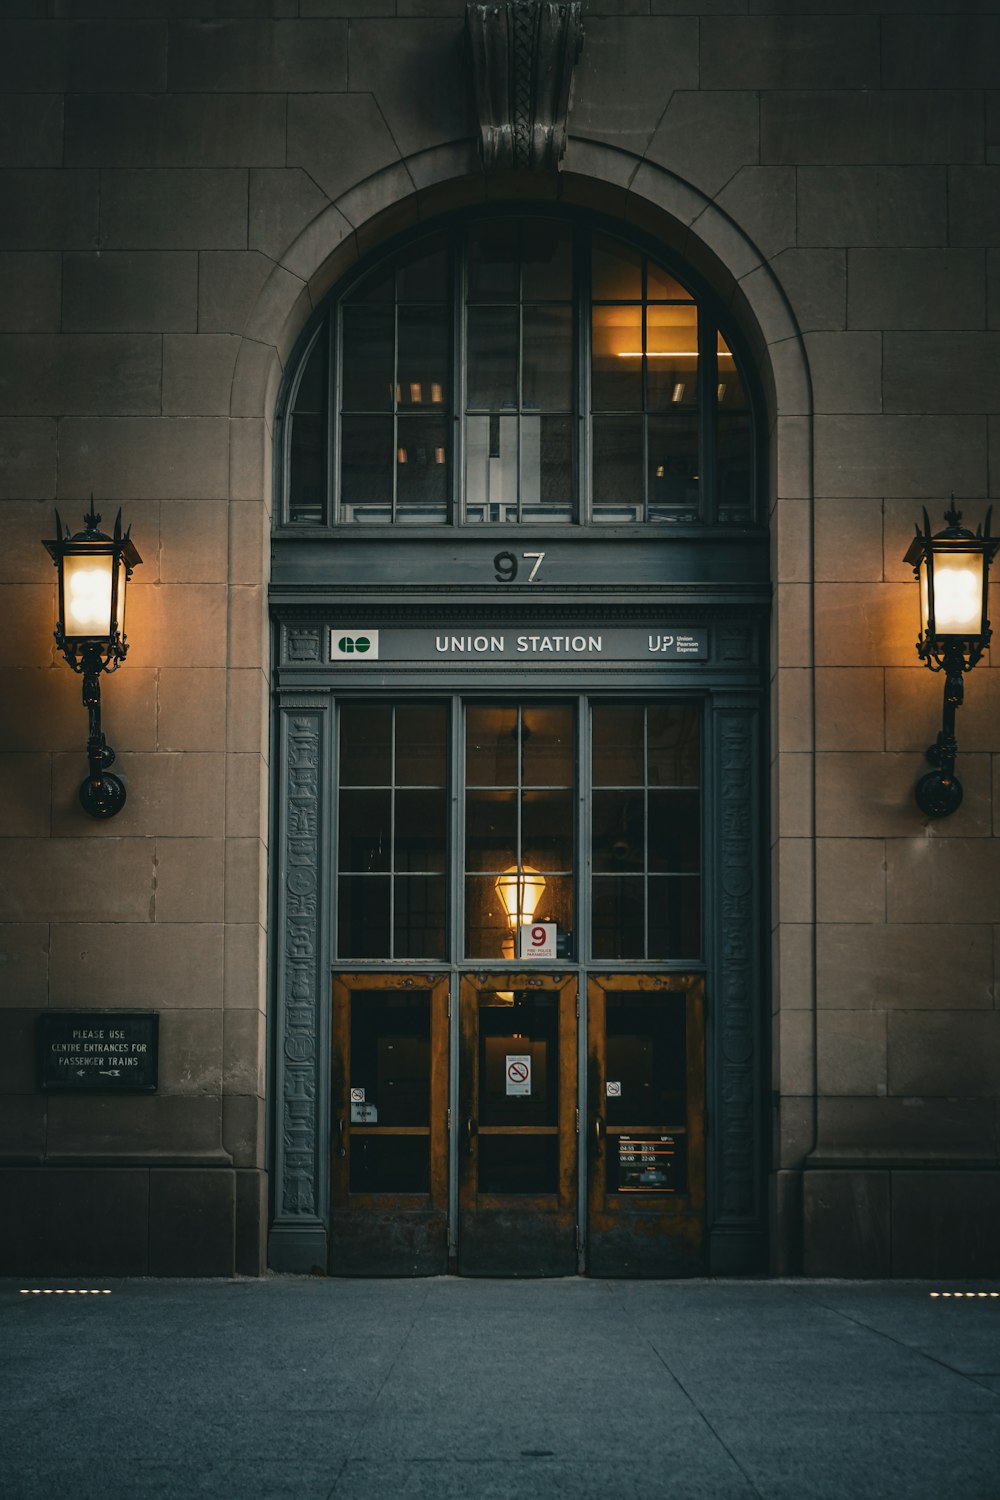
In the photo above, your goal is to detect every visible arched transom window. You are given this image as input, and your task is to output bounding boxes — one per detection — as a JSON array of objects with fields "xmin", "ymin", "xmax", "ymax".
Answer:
[{"xmin": 280, "ymin": 212, "xmax": 758, "ymax": 530}]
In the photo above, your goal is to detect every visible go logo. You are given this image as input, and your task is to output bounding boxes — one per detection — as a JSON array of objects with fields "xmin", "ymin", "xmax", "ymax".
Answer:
[{"xmin": 336, "ymin": 635, "xmax": 371, "ymax": 655}]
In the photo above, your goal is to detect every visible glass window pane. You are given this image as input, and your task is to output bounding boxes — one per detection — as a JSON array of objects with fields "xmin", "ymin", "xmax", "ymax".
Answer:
[
  {"xmin": 341, "ymin": 305, "xmax": 393, "ymax": 411},
  {"xmin": 467, "ymin": 219, "xmax": 519, "ymax": 302},
  {"xmin": 466, "ymin": 706, "xmax": 518, "ymax": 785},
  {"xmin": 521, "ymin": 705, "xmax": 573, "ymax": 786},
  {"xmin": 648, "ymin": 789, "xmax": 700, "ymax": 873},
  {"xmin": 396, "ymin": 414, "xmax": 449, "ymax": 523},
  {"xmin": 520, "ymin": 414, "xmax": 572, "ymax": 523},
  {"xmin": 648, "ymin": 875, "xmax": 700, "ymax": 959},
  {"xmin": 522, "ymin": 221, "xmax": 573, "ymax": 301},
  {"xmin": 717, "ymin": 334, "xmax": 747, "ymax": 407},
  {"xmin": 465, "ymin": 790, "xmax": 517, "ymax": 871},
  {"xmin": 647, "ymin": 262, "xmax": 693, "ymax": 301},
  {"xmin": 395, "ymin": 789, "xmax": 447, "ymax": 872},
  {"xmin": 351, "ymin": 1136, "xmax": 429, "ymax": 1194},
  {"xmin": 592, "ymin": 790, "xmax": 644, "ymax": 873},
  {"xmin": 288, "ymin": 413, "xmax": 325, "ymax": 525},
  {"xmin": 605, "ymin": 993, "xmax": 687, "ymax": 1129},
  {"xmin": 522, "ymin": 305, "xmax": 572, "ymax": 410},
  {"xmin": 397, "ymin": 235, "xmax": 448, "ymax": 302},
  {"xmin": 467, "ymin": 306, "xmax": 518, "ymax": 409},
  {"xmin": 345, "ymin": 267, "xmax": 392, "ymax": 303},
  {"xmin": 592, "ymin": 876, "xmax": 644, "ymax": 960},
  {"xmin": 592, "ymin": 415, "xmax": 642, "ymax": 521},
  {"xmin": 338, "ymin": 788, "xmax": 391, "ymax": 871},
  {"xmin": 531, "ymin": 873, "xmax": 572, "ymax": 936},
  {"xmin": 647, "ymin": 706, "xmax": 699, "ymax": 787},
  {"xmin": 395, "ymin": 704, "xmax": 447, "ymax": 785},
  {"xmin": 466, "ymin": 874, "xmax": 516, "ymax": 959},
  {"xmin": 350, "ymin": 994, "xmax": 430, "ymax": 1126},
  {"xmin": 397, "ymin": 306, "xmax": 449, "ymax": 409},
  {"xmin": 648, "ymin": 414, "xmax": 699, "ymax": 523},
  {"xmin": 646, "ymin": 305, "xmax": 699, "ymax": 411},
  {"xmin": 340, "ymin": 415, "xmax": 392, "ymax": 521},
  {"xmin": 340, "ymin": 704, "xmax": 391, "ymax": 785},
  {"xmin": 718, "ymin": 412, "xmax": 753, "ymax": 520},
  {"xmin": 394, "ymin": 875, "xmax": 446, "ymax": 958},
  {"xmin": 521, "ymin": 790, "xmax": 573, "ymax": 871},
  {"xmin": 292, "ymin": 330, "xmax": 325, "ymax": 413},
  {"xmin": 479, "ymin": 1136, "xmax": 558, "ymax": 1195},
  {"xmin": 465, "ymin": 414, "xmax": 517, "ymax": 523},
  {"xmin": 592, "ymin": 705, "xmax": 644, "ymax": 785},
  {"xmin": 478, "ymin": 995, "xmax": 558, "ymax": 1129},
  {"xmin": 338, "ymin": 875, "xmax": 390, "ymax": 958},
  {"xmin": 591, "ymin": 305, "xmax": 642, "ymax": 410},
  {"xmin": 592, "ymin": 234, "xmax": 641, "ymax": 301}
]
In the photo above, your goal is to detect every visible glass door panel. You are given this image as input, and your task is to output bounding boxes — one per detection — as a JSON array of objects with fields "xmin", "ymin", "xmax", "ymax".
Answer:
[
  {"xmin": 330, "ymin": 973, "xmax": 449, "ymax": 1275},
  {"xmin": 586, "ymin": 974, "xmax": 705, "ymax": 1276},
  {"xmin": 458, "ymin": 974, "xmax": 577, "ymax": 1276}
]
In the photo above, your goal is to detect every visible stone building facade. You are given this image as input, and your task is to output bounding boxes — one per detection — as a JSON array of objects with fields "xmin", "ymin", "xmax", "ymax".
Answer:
[{"xmin": 1, "ymin": 1, "xmax": 998, "ymax": 1279}]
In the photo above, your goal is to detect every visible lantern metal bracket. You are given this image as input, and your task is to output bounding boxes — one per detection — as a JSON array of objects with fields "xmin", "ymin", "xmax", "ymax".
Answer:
[
  {"xmin": 915, "ymin": 641, "xmax": 972, "ymax": 818},
  {"xmin": 62, "ymin": 639, "xmax": 127, "ymax": 819}
]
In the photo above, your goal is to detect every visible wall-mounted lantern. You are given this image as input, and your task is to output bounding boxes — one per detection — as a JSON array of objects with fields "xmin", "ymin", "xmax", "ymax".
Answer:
[
  {"xmin": 43, "ymin": 505, "xmax": 142, "ymax": 819},
  {"xmin": 904, "ymin": 504, "xmax": 996, "ymax": 817}
]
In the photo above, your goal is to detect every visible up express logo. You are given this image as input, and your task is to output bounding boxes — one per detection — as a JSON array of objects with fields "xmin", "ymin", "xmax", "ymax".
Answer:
[{"xmin": 330, "ymin": 630, "xmax": 380, "ymax": 661}]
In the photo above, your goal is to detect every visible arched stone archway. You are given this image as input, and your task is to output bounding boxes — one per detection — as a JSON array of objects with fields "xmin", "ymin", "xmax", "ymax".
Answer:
[{"xmin": 238, "ymin": 144, "xmax": 816, "ymax": 1276}]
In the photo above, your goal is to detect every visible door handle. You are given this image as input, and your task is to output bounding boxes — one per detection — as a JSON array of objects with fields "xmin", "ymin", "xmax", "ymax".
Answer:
[
  {"xmin": 466, "ymin": 1117, "xmax": 477, "ymax": 1154},
  {"xmin": 335, "ymin": 1116, "xmax": 346, "ymax": 1158},
  {"xmin": 592, "ymin": 1117, "xmax": 605, "ymax": 1155}
]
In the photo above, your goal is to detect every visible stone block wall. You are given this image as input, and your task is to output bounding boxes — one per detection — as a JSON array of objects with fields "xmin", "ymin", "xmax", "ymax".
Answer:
[{"xmin": 0, "ymin": 1, "xmax": 997, "ymax": 1276}]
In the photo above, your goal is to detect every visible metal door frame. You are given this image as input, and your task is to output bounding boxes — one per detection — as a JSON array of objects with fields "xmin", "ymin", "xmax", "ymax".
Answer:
[{"xmin": 267, "ymin": 652, "xmax": 767, "ymax": 1276}]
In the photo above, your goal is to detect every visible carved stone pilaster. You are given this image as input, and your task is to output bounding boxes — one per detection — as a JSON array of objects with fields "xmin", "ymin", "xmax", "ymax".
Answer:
[
  {"xmin": 270, "ymin": 705, "xmax": 329, "ymax": 1269},
  {"xmin": 467, "ymin": 0, "xmax": 584, "ymax": 172},
  {"xmin": 710, "ymin": 699, "xmax": 764, "ymax": 1237}
]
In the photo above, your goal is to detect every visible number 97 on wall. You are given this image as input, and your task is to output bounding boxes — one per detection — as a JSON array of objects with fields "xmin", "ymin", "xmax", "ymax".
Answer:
[{"xmin": 519, "ymin": 923, "xmax": 557, "ymax": 959}]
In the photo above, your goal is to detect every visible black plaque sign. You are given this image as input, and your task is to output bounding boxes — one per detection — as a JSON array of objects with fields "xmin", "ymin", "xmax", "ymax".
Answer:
[{"xmin": 38, "ymin": 1012, "xmax": 159, "ymax": 1092}]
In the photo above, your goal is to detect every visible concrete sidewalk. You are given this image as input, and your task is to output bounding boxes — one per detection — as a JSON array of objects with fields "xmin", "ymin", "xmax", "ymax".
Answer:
[{"xmin": 2, "ymin": 1276, "xmax": 999, "ymax": 1499}]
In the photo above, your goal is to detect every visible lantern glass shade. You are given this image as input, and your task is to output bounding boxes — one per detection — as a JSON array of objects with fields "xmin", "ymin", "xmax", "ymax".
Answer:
[
  {"xmin": 920, "ymin": 544, "xmax": 988, "ymax": 642},
  {"xmin": 495, "ymin": 864, "xmax": 546, "ymax": 928},
  {"xmin": 61, "ymin": 550, "xmax": 126, "ymax": 641}
]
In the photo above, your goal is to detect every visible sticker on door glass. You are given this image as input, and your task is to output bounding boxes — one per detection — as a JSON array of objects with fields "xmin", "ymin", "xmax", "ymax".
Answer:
[
  {"xmin": 519, "ymin": 922, "xmax": 556, "ymax": 959},
  {"xmin": 606, "ymin": 1081, "xmax": 621, "ymax": 1097},
  {"xmin": 351, "ymin": 1102, "xmax": 378, "ymax": 1124},
  {"xmin": 350, "ymin": 1087, "xmax": 365, "ymax": 1103},
  {"xmin": 618, "ymin": 1135, "xmax": 678, "ymax": 1192},
  {"xmin": 506, "ymin": 1055, "xmax": 531, "ymax": 1096}
]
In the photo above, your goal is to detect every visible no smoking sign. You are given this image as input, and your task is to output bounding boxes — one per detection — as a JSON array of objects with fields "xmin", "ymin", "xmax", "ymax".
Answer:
[{"xmin": 506, "ymin": 1054, "xmax": 531, "ymax": 1096}]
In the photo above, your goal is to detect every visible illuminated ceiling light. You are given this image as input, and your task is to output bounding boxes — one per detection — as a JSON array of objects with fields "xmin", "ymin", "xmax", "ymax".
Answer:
[
  {"xmin": 431, "ymin": 382, "xmax": 444, "ymax": 404},
  {"xmin": 397, "ymin": 447, "xmax": 408, "ymax": 464},
  {"xmin": 434, "ymin": 447, "xmax": 446, "ymax": 464},
  {"xmin": 671, "ymin": 383, "xmax": 685, "ymax": 403},
  {"xmin": 409, "ymin": 382, "xmax": 422, "ymax": 404},
  {"xmin": 717, "ymin": 383, "xmax": 727, "ymax": 402},
  {"xmin": 495, "ymin": 864, "xmax": 546, "ymax": 928},
  {"xmin": 616, "ymin": 351, "xmax": 699, "ymax": 358}
]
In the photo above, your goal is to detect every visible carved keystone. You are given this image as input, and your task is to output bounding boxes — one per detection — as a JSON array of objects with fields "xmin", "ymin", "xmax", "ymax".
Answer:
[{"xmin": 467, "ymin": 0, "xmax": 584, "ymax": 173}]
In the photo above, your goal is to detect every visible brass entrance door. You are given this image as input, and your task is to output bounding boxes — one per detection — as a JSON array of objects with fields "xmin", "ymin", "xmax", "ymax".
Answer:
[
  {"xmin": 330, "ymin": 973, "xmax": 449, "ymax": 1275},
  {"xmin": 586, "ymin": 974, "xmax": 705, "ymax": 1276},
  {"xmin": 458, "ymin": 972, "xmax": 578, "ymax": 1276}
]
